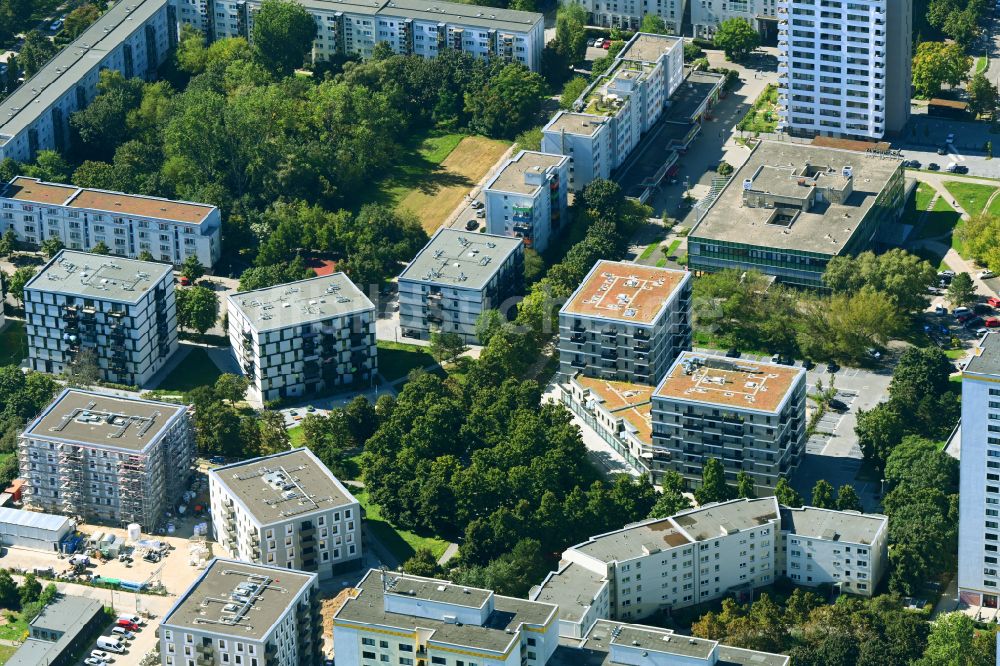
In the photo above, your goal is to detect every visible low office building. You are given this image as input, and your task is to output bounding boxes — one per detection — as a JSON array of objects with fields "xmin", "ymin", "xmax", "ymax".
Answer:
[
  {"xmin": 559, "ymin": 260, "xmax": 691, "ymax": 384},
  {"xmin": 199, "ymin": 0, "xmax": 544, "ymax": 71},
  {"xmin": 691, "ymin": 2, "xmax": 779, "ymax": 41},
  {"xmin": 159, "ymin": 558, "xmax": 323, "ymax": 666},
  {"xmin": 652, "ymin": 353, "xmax": 807, "ymax": 493},
  {"xmin": 334, "ymin": 569, "xmax": 560, "ymax": 666},
  {"xmin": 398, "ymin": 229, "xmax": 524, "ymax": 343},
  {"xmin": 18, "ymin": 389, "xmax": 195, "ymax": 530},
  {"xmin": 227, "ymin": 273, "xmax": 376, "ymax": 403},
  {"xmin": 687, "ymin": 141, "xmax": 906, "ymax": 288},
  {"xmin": 958, "ymin": 332, "xmax": 1000, "ymax": 608},
  {"xmin": 0, "ymin": 507, "xmax": 75, "ymax": 552},
  {"xmin": 0, "ymin": 0, "xmax": 177, "ymax": 162},
  {"xmin": 779, "ymin": 505, "xmax": 888, "ymax": 597},
  {"xmin": 572, "ymin": 0, "xmax": 686, "ymax": 34},
  {"xmin": 548, "ymin": 619, "xmax": 790, "ymax": 666},
  {"xmin": 7, "ymin": 594, "xmax": 106, "ymax": 666},
  {"xmin": 208, "ymin": 448, "xmax": 362, "ymax": 579},
  {"xmin": 0, "ymin": 176, "xmax": 221, "ymax": 267},
  {"xmin": 484, "ymin": 150, "xmax": 569, "ymax": 253},
  {"xmin": 542, "ymin": 33, "xmax": 684, "ymax": 193},
  {"xmin": 23, "ymin": 250, "xmax": 177, "ymax": 386},
  {"xmin": 561, "ymin": 375, "xmax": 672, "ymax": 484}
]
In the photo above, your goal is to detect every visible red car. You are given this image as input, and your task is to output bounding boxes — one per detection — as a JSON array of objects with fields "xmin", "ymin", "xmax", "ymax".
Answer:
[
  {"xmin": 116, "ymin": 619, "xmax": 139, "ymax": 631},
  {"xmin": 179, "ymin": 276, "xmax": 191, "ymax": 286},
  {"xmin": 988, "ymin": 297, "xmax": 1000, "ymax": 308},
  {"xmin": 602, "ymin": 40, "xmax": 611, "ymax": 49},
  {"xmin": 986, "ymin": 317, "xmax": 1000, "ymax": 328}
]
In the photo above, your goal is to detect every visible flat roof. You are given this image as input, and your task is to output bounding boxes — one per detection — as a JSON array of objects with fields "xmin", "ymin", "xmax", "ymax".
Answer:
[
  {"xmin": 1, "ymin": 177, "xmax": 216, "ymax": 225},
  {"xmin": 398, "ymin": 228, "xmax": 522, "ymax": 291},
  {"xmin": 229, "ymin": 273, "xmax": 374, "ymax": 333},
  {"xmin": 666, "ymin": 70, "xmax": 725, "ymax": 122},
  {"xmin": 965, "ymin": 331, "xmax": 1000, "ymax": 376},
  {"xmin": 7, "ymin": 595, "xmax": 104, "ymax": 666},
  {"xmin": 0, "ymin": 0, "xmax": 168, "ymax": 144},
  {"xmin": 485, "ymin": 151, "xmax": 566, "ymax": 195},
  {"xmin": 335, "ymin": 570, "xmax": 556, "ymax": 654},
  {"xmin": 690, "ymin": 141, "xmax": 902, "ymax": 255},
  {"xmin": 573, "ymin": 375, "xmax": 652, "ymax": 445},
  {"xmin": 716, "ymin": 645, "xmax": 790, "ymax": 666},
  {"xmin": 25, "ymin": 250, "xmax": 172, "ymax": 304},
  {"xmin": 618, "ymin": 33, "xmax": 679, "ymax": 63},
  {"xmin": 780, "ymin": 506, "xmax": 886, "ymax": 544},
  {"xmin": 544, "ymin": 111, "xmax": 608, "ymax": 137},
  {"xmin": 162, "ymin": 558, "xmax": 316, "ymax": 641},
  {"xmin": 24, "ymin": 389, "xmax": 186, "ymax": 453},
  {"xmin": 562, "ymin": 260, "xmax": 687, "ymax": 325},
  {"xmin": 612, "ymin": 624, "xmax": 714, "ymax": 659},
  {"xmin": 0, "ymin": 507, "xmax": 73, "ymax": 533},
  {"xmin": 672, "ymin": 498, "xmax": 781, "ymax": 541},
  {"xmin": 532, "ymin": 562, "xmax": 606, "ymax": 623},
  {"xmin": 211, "ymin": 449, "xmax": 357, "ymax": 526},
  {"xmin": 574, "ymin": 517, "xmax": 691, "ymax": 563},
  {"xmin": 654, "ymin": 352, "xmax": 803, "ymax": 413}
]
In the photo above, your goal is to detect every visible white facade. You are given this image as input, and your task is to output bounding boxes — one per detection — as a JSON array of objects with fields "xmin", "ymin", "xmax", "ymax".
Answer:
[
  {"xmin": 0, "ymin": 507, "xmax": 75, "ymax": 552},
  {"xmin": 208, "ymin": 448, "xmax": 363, "ymax": 580},
  {"xmin": 227, "ymin": 274, "xmax": 377, "ymax": 403},
  {"xmin": 398, "ymin": 229, "xmax": 524, "ymax": 343},
  {"xmin": 569, "ymin": 0, "xmax": 686, "ymax": 34},
  {"xmin": 334, "ymin": 570, "xmax": 560, "ymax": 666},
  {"xmin": 690, "ymin": 1, "xmax": 780, "ymax": 40},
  {"xmin": 159, "ymin": 558, "xmax": 323, "ymax": 666},
  {"xmin": 959, "ymin": 332, "xmax": 1000, "ymax": 608},
  {"xmin": 542, "ymin": 33, "xmax": 684, "ymax": 192},
  {"xmin": 24, "ymin": 250, "xmax": 178, "ymax": 387},
  {"xmin": 778, "ymin": 506, "xmax": 888, "ymax": 597},
  {"xmin": 197, "ymin": 0, "xmax": 544, "ymax": 71},
  {"xmin": 776, "ymin": 0, "xmax": 911, "ymax": 139},
  {"xmin": 0, "ymin": 177, "xmax": 221, "ymax": 267},
  {"xmin": 0, "ymin": 0, "xmax": 177, "ymax": 163},
  {"xmin": 18, "ymin": 389, "xmax": 194, "ymax": 530},
  {"xmin": 484, "ymin": 150, "xmax": 569, "ymax": 253}
]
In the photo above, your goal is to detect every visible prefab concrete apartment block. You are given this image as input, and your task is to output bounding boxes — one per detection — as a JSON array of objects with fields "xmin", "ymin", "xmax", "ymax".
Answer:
[
  {"xmin": 24, "ymin": 250, "xmax": 178, "ymax": 387},
  {"xmin": 227, "ymin": 273, "xmax": 376, "ymax": 403},
  {"xmin": 484, "ymin": 150, "xmax": 569, "ymax": 253}
]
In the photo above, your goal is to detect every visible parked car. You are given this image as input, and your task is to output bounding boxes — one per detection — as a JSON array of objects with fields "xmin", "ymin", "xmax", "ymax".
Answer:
[
  {"xmin": 84, "ymin": 658, "xmax": 106, "ymax": 666},
  {"xmin": 50, "ymin": 19, "xmax": 63, "ymax": 31},
  {"xmin": 986, "ymin": 317, "xmax": 1000, "ymax": 328},
  {"xmin": 306, "ymin": 405, "xmax": 316, "ymax": 412},
  {"xmin": 966, "ymin": 316, "xmax": 986, "ymax": 329},
  {"xmin": 111, "ymin": 628, "xmax": 135, "ymax": 640},
  {"xmin": 940, "ymin": 270, "xmax": 957, "ymax": 278},
  {"xmin": 826, "ymin": 362, "xmax": 840, "ymax": 373},
  {"xmin": 465, "ymin": 219, "xmax": 478, "ymax": 231},
  {"xmin": 988, "ymin": 296, "xmax": 1000, "ymax": 308},
  {"xmin": 935, "ymin": 305, "xmax": 949, "ymax": 316},
  {"xmin": 91, "ymin": 650, "xmax": 111, "ymax": 661},
  {"xmin": 592, "ymin": 38, "xmax": 604, "ymax": 48},
  {"xmin": 179, "ymin": 276, "xmax": 191, "ymax": 286},
  {"xmin": 470, "ymin": 200, "xmax": 484, "ymax": 209},
  {"xmin": 904, "ymin": 159, "xmax": 921, "ymax": 168},
  {"xmin": 828, "ymin": 398, "xmax": 849, "ymax": 412},
  {"xmin": 208, "ymin": 455, "xmax": 225, "ymax": 464},
  {"xmin": 770, "ymin": 353, "xmax": 781, "ymax": 363},
  {"xmin": 945, "ymin": 162, "xmax": 958, "ymax": 173},
  {"xmin": 117, "ymin": 615, "xmax": 144, "ymax": 627},
  {"xmin": 802, "ymin": 359, "xmax": 815, "ymax": 370},
  {"xmin": 587, "ymin": 38, "xmax": 597, "ymax": 47},
  {"xmin": 977, "ymin": 327, "xmax": 990, "ymax": 336},
  {"xmin": 980, "ymin": 269, "xmax": 996, "ymax": 279},
  {"xmin": 95, "ymin": 637, "xmax": 125, "ymax": 653},
  {"xmin": 725, "ymin": 349, "xmax": 741, "ymax": 358},
  {"xmin": 602, "ymin": 40, "xmax": 611, "ymax": 49},
  {"xmin": 867, "ymin": 347, "xmax": 882, "ymax": 360},
  {"xmin": 953, "ymin": 306, "xmax": 971, "ymax": 317},
  {"xmin": 936, "ymin": 146, "xmax": 947, "ymax": 155},
  {"xmin": 954, "ymin": 165, "xmax": 969, "ymax": 174},
  {"xmin": 928, "ymin": 162, "xmax": 941, "ymax": 170}
]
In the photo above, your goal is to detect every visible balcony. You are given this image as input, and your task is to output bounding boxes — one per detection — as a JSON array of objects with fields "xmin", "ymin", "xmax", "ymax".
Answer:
[
  {"xmin": 570, "ymin": 333, "xmax": 586, "ymax": 344},
  {"xmin": 600, "ymin": 350, "xmax": 618, "ymax": 360}
]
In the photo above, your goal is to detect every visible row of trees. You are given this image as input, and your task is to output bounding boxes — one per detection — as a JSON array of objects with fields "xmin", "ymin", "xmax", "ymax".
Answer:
[
  {"xmin": 0, "ymin": 365, "xmax": 59, "ymax": 488},
  {"xmin": 0, "ymin": 570, "xmax": 58, "ymax": 622},
  {"xmin": 694, "ymin": 249, "xmax": 938, "ymax": 363},
  {"xmin": 959, "ymin": 212, "xmax": 1000, "ymax": 275}
]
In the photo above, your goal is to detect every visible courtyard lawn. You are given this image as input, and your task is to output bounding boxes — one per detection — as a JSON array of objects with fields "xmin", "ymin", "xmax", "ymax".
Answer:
[
  {"xmin": 737, "ymin": 84, "xmax": 779, "ymax": 134},
  {"xmin": 157, "ymin": 347, "xmax": 224, "ymax": 392},
  {"xmin": 977, "ymin": 57, "xmax": 988, "ymax": 75},
  {"xmin": 377, "ymin": 341, "xmax": 438, "ymax": 383},
  {"xmin": 917, "ymin": 195, "xmax": 962, "ymax": 242},
  {"xmin": 353, "ymin": 487, "xmax": 449, "ymax": 564},
  {"xmin": 0, "ymin": 320, "xmax": 27, "ymax": 367},
  {"xmin": 943, "ymin": 180, "xmax": 997, "ymax": 217},
  {"xmin": 638, "ymin": 242, "xmax": 660, "ymax": 260}
]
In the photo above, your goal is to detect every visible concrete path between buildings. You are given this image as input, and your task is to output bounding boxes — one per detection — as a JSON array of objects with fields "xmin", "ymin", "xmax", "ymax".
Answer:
[{"xmin": 437, "ymin": 543, "xmax": 459, "ymax": 567}]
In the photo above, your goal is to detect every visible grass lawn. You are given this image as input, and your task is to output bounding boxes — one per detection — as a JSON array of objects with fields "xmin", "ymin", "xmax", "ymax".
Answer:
[
  {"xmin": 737, "ymin": 84, "xmax": 779, "ymax": 134},
  {"xmin": 666, "ymin": 239, "xmax": 682, "ymax": 256},
  {"xmin": 0, "ymin": 643, "xmax": 17, "ymax": 665},
  {"xmin": 977, "ymin": 57, "xmax": 988, "ymax": 75},
  {"xmin": 988, "ymin": 193, "xmax": 1000, "ymax": 216},
  {"xmin": 378, "ymin": 341, "xmax": 438, "ymax": 383},
  {"xmin": 0, "ymin": 320, "xmax": 27, "ymax": 367},
  {"xmin": 353, "ymin": 487, "xmax": 449, "ymax": 563},
  {"xmin": 157, "ymin": 347, "xmax": 224, "ymax": 392},
  {"xmin": 943, "ymin": 180, "xmax": 997, "ymax": 217},
  {"xmin": 917, "ymin": 195, "xmax": 963, "ymax": 242},
  {"xmin": 638, "ymin": 242, "xmax": 660, "ymax": 260},
  {"xmin": 945, "ymin": 348, "xmax": 966, "ymax": 359},
  {"xmin": 0, "ymin": 612, "xmax": 28, "ymax": 643}
]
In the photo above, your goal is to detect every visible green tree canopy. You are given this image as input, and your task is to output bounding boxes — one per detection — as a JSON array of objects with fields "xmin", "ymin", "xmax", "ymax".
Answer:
[
  {"xmin": 19, "ymin": 30, "xmax": 57, "ymax": 77},
  {"xmin": 946, "ymin": 272, "xmax": 976, "ymax": 307},
  {"xmin": 63, "ymin": 4, "xmax": 101, "ymax": 40},
  {"xmin": 835, "ymin": 484, "xmax": 863, "ymax": 512},
  {"xmin": 775, "ymin": 478, "xmax": 803, "ymax": 507},
  {"xmin": 714, "ymin": 19, "xmax": 760, "ymax": 61},
  {"xmin": 912, "ymin": 41, "xmax": 971, "ymax": 97},
  {"xmin": 695, "ymin": 458, "xmax": 736, "ymax": 505},
  {"xmin": 810, "ymin": 479, "xmax": 834, "ymax": 509},
  {"xmin": 175, "ymin": 285, "xmax": 219, "ymax": 334},
  {"xmin": 250, "ymin": 0, "xmax": 318, "ymax": 77}
]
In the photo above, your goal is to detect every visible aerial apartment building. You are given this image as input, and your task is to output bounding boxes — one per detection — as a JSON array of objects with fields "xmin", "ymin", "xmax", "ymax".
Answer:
[
  {"xmin": 334, "ymin": 569, "xmax": 561, "ymax": 666},
  {"xmin": 652, "ymin": 353, "xmax": 807, "ymax": 493},
  {"xmin": 18, "ymin": 389, "xmax": 194, "ymax": 529},
  {"xmin": 776, "ymin": 0, "xmax": 911, "ymax": 139},
  {"xmin": 532, "ymin": 497, "xmax": 887, "ymax": 636},
  {"xmin": 0, "ymin": 176, "xmax": 221, "ymax": 267},
  {"xmin": 159, "ymin": 558, "xmax": 323, "ymax": 666},
  {"xmin": 779, "ymin": 505, "xmax": 888, "ymax": 597},
  {"xmin": 483, "ymin": 150, "xmax": 569, "ymax": 253},
  {"xmin": 691, "ymin": 0, "xmax": 781, "ymax": 41},
  {"xmin": 542, "ymin": 33, "xmax": 684, "ymax": 192},
  {"xmin": 0, "ymin": 0, "xmax": 177, "ymax": 163},
  {"xmin": 688, "ymin": 141, "xmax": 905, "ymax": 288},
  {"xmin": 227, "ymin": 273, "xmax": 376, "ymax": 403},
  {"xmin": 959, "ymin": 332, "xmax": 1000, "ymax": 609},
  {"xmin": 187, "ymin": 0, "xmax": 544, "ymax": 70},
  {"xmin": 24, "ymin": 250, "xmax": 177, "ymax": 386},
  {"xmin": 559, "ymin": 260, "xmax": 692, "ymax": 385},
  {"xmin": 398, "ymin": 228, "xmax": 524, "ymax": 343},
  {"xmin": 570, "ymin": 0, "xmax": 686, "ymax": 34},
  {"xmin": 208, "ymin": 448, "xmax": 363, "ymax": 579}
]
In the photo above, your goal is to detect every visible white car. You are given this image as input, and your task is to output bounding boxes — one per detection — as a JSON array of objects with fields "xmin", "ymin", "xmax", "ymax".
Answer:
[
  {"xmin": 117, "ymin": 615, "xmax": 145, "ymax": 626},
  {"xmin": 980, "ymin": 269, "xmax": 996, "ymax": 279},
  {"xmin": 111, "ymin": 627, "xmax": 135, "ymax": 640},
  {"xmin": 91, "ymin": 650, "xmax": 111, "ymax": 660},
  {"xmin": 84, "ymin": 659, "xmax": 107, "ymax": 666}
]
